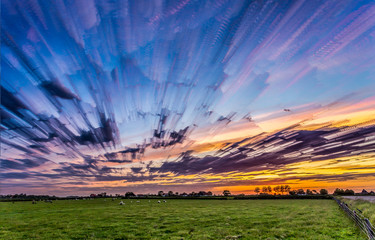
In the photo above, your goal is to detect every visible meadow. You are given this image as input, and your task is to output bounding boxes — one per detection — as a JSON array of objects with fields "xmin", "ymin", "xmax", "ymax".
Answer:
[{"xmin": 0, "ymin": 199, "xmax": 365, "ymax": 239}]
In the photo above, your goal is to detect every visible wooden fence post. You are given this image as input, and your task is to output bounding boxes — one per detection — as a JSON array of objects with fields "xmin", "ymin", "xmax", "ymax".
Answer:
[
  {"xmin": 364, "ymin": 219, "xmax": 375, "ymax": 239},
  {"xmin": 333, "ymin": 197, "xmax": 375, "ymax": 240}
]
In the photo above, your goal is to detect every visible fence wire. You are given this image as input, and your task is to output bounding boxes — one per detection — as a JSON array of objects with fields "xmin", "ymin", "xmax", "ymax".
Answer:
[{"xmin": 334, "ymin": 198, "xmax": 375, "ymax": 240}]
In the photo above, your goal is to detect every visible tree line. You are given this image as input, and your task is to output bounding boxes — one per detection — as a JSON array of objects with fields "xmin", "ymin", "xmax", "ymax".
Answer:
[
  {"xmin": 253, "ymin": 185, "xmax": 329, "ymax": 195},
  {"xmin": 2, "ymin": 187, "xmax": 372, "ymax": 201}
]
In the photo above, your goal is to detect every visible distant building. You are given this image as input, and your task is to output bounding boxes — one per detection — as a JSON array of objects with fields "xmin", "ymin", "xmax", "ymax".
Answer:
[{"xmin": 361, "ymin": 189, "xmax": 369, "ymax": 195}]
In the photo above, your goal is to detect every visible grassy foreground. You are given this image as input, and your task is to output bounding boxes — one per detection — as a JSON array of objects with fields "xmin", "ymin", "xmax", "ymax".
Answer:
[{"xmin": 0, "ymin": 199, "xmax": 365, "ymax": 239}]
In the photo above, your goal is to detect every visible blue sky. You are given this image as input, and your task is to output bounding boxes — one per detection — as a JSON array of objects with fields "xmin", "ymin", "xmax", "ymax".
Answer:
[{"xmin": 1, "ymin": 0, "xmax": 375, "ymax": 196}]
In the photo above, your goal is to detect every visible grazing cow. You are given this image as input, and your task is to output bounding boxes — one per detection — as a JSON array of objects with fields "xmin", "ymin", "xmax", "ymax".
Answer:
[
  {"xmin": 32, "ymin": 200, "xmax": 36, "ymax": 204},
  {"xmin": 157, "ymin": 200, "xmax": 161, "ymax": 203},
  {"xmin": 119, "ymin": 201, "xmax": 124, "ymax": 205},
  {"xmin": 163, "ymin": 200, "xmax": 167, "ymax": 203}
]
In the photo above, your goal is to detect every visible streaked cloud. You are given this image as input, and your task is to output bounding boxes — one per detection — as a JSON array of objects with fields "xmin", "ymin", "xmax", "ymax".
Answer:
[{"xmin": 1, "ymin": 0, "xmax": 374, "ymax": 195}]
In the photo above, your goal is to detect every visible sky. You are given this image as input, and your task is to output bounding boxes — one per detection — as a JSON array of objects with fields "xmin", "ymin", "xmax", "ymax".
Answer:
[{"xmin": 1, "ymin": 0, "xmax": 375, "ymax": 196}]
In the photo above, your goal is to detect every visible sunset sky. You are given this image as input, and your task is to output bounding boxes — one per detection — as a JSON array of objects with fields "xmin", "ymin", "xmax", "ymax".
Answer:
[{"xmin": 1, "ymin": 0, "xmax": 375, "ymax": 196}]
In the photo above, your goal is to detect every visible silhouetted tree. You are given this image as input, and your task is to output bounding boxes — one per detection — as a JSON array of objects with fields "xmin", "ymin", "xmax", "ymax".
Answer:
[
  {"xmin": 284, "ymin": 185, "xmax": 291, "ymax": 193},
  {"xmin": 306, "ymin": 189, "xmax": 313, "ymax": 195},
  {"xmin": 158, "ymin": 191, "xmax": 164, "ymax": 196},
  {"xmin": 125, "ymin": 192, "xmax": 135, "ymax": 198},
  {"xmin": 334, "ymin": 188, "xmax": 345, "ymax": 195},
  {"xmin": 280, "ymin": 185, "xmax": 285, "ymax": 195},
  {"xmin": 280, "ymin": 185, "xmax": 286, "ymax": 194},
  {"xmin": 223, "ymin": 190, "xmax": 231, "ymax": 196},
  {"xmin": 254, "ymin": 187, "xmax": 260, "ymax": 195},
  {"xmin": 344, "ymin": 189, "xmax": 355, "ymax": 195},
  {"xmin": 262, "ymin": 186, "xmax": 268, "ymax": 194},
  {"xmin": 168, "ymin": 191, "xmax": 174, "ymax": 196},
  {"xmin": 267, "ymin": 186, "xmax": 272, "ymax": 193},
  {"xmin": 320, "ymin": 189, "xmax": 328, "ymax": 195},
  {"xmin": 273, "ymin": 186, "xmax": 280, "ymax": 195},
  {"xmin": 296, "ymin": 189, "xmax": 305, "ymax": 195}
]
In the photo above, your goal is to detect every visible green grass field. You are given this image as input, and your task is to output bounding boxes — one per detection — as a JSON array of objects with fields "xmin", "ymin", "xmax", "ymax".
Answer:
[{"xmin": 0, "ymin": 199, "xmax": 365, "ymax": 239}]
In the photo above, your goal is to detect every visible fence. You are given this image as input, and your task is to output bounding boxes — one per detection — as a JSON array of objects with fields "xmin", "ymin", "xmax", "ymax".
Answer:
[{"xmin": 334, "ymin": 198, "xmax": 375, "ymax": 240}]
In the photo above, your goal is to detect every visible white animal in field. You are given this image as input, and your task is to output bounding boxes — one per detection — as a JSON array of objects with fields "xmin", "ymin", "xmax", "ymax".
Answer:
[
  {"xmin": 157, "ymin": 200, "xmax": 161, "ymax": 203},
  {"xmin": 136, "ymin": 200, "xmax": 140, "ymax": 203},
  {"xmin": 119, "ymin": 201, "xmax": 124, "ymax": 205},
  {"xmin": 163, "ymin": 200, "xmax": 167, "ymax": 203}
]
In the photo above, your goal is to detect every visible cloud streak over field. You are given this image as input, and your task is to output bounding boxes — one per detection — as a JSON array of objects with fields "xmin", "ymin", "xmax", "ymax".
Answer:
[{"xmin": 1, "ymin": 0, "xmax": 375, "ymax": 195}]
